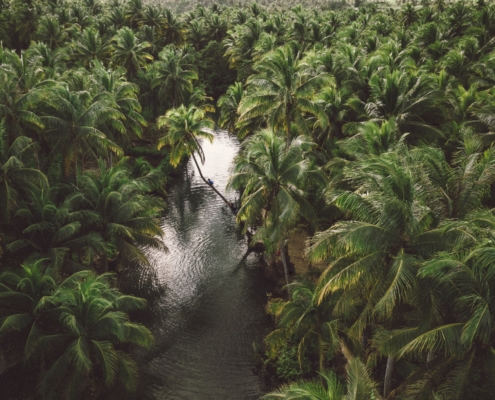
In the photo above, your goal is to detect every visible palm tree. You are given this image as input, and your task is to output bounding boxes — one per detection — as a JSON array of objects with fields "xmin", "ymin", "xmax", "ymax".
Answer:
[
  {"xmin": 6, "ymin": 185, "xmax": 105, "ymax": 273},
  {"xmin": 157, "ymin": 104, "xmax": 234, "ymax": 211},
  {"xmin": 91, "ymin": 62, "xmax": 147, "ymax": 147},
  {"xmin": 228, "ymin": 129, "xmax": 319, "ymax": 290},
  {"xmin": 27, "ymin": 42, "xmax": 68, "ymax": 79},
  {"xmin": 71, "ymin": 28, "xmax": 112, "ymax": 68},
  {"xmin": 79, "ymin": 160, "xmax": 166, "ymax": 272},
  {"xmin": 265, "ymin": 280, "xmax": 343, "ymax": 374},
  {"xmin": 238, "ymin": 45, "xmax": 331, "ymax": 144},
  {"xmin": 308, "ymin": 151, "xmax": 453, "ymax": 397},
  {"xmin": 364, "ymin": 70, "xmax": 442, "ymax": 142},
  {"xmin": 0, "ymin": 68, "xmax": 46, "ymax": 146},
  {"xmin": 217, "ymin": 81, "xmax": 243, "ymax": 135},
  {"xmin": 150, "ymin": 46, "xmax": 197, "ymax": 110},
  {"xmin": 162, "ymin": 8, "xmax": 185, "ymax": 46},
  {"xmin": 34, "ymin": 15, "xmax": 68, "ymax": 50},
  {"xmin": 0, "ymin": 259, "xmax": 55, "ymax": 371},
  {"xmin": 111, "ymin": 27, "xmax": 153, "ymax": 80},
  {"xmin": 187, "ymin": 19, "xmax": 207, "ymax": 51},
  {"xmin": 0, "ymin": 121, "xmax": 47, "ymax": 225},
  {"xmin": 381, "ymin": 243, "xmax": 495, "ymax": 399},
  {"xmin": 40, "ymin": 85, "xmax": 124, "ymax": 183},
  {"xmin": 27, "ymin": 271, "xmax": 154, "ymax": 399},
  {"xmin": 264, "ymin": 357, "xmax": 381, "ymax": 400}
]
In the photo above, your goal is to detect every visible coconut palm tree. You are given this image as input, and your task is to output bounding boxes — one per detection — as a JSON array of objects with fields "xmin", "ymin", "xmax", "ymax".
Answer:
[
  {"xmin": 0, "ymin": 259, "xmax": 55, "ymax": 371},
  {"xmin": 0, "ymin": 68, "xmax": 46, "ymax": 147},
  {"xmin": 40, "ymin": 85, "xmax": 124, "ymax": 183},
  {"xmin": 264, "ymin": 357, "xmax": 381, "ymax": 400},
  {"xmin": 162, "ymin": 8, "xmax": 185, "ymax": 46},
  {"xmin": 0, "ymin": 121, "xmax": 47, "ymax": 225},
  {"xmin": 27, "ymin": 42, "xmax": 68, "ymax": 79},
  {"xmin": 78, "ymin": 160, "xmax": 166, "ymax": 272},
  {"xmin": 238, "ymin": 45, "xmax": 331, "ymax": 144},
  {"xmin": 111, "ymin": 27, "xmax": 153, "ymax": 80},
  {"xmin": 381, "ymin": 243, "xmax": 495, "ymax": 399},
  {"xmin": 150, "ymin": 46, "xmax": 197, "ymax": 110},
  {"xmin": 308, "ymin": 150, "xmax": 454, "ymax": 397},
  {"xmin": 228, "ymin": 129, "xmax": 319, "ymax": 290},
  {"xmin": 364, "ymin": 70, "xmax": 442, "ymax": 143},
  {"xmin": 27, "ymin": 271, "xmax": 154, "ymax": 399},
  {"xmin": 6, "ymin": 185, "xmax": 105, "ymax": 274},
  {"xmin": 34, "ymin": 15, "xmax": 68, "ymax": 50},
  {"xmin": 91, "ymin": 62, "xmax": 147, "ymax": 147},
  {"xmin": 71, "ymin": 28, "xmax": 112, "ymax": 68},
  {"xmin": 157, "ymin": 104, "xmax": 234, "ymax": 211},
  {"xmin": 217, "ymin": 81, "xmax": 243, "ymax": 135},
  {"xmin": 265, "ymin": 280, "xmax": 343, "ymax": 374}
]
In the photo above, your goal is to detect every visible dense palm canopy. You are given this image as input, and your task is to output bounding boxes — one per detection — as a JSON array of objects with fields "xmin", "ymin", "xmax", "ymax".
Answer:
[
  {"xmin": 238, "ymin": 45, "xmax": 332, "ymax": 140},
  {"xmin": 28, "ymin": 271, "xmax": 153, "ymax": 399},
  {"xmin": 3, "ymin": 0, "xmax": 495, "ymax": 398}
]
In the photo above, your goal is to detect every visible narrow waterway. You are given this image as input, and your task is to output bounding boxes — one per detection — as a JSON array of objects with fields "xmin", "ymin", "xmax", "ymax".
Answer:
[{"xmin": 137, "ymin": 131, "xmax": 268, "ymax": 399}]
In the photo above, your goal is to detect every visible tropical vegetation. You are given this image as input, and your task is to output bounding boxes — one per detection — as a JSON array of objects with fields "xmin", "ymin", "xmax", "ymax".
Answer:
[{"xmin": 0, "ymin": 0, "xmax": 495, "ymax": 398}]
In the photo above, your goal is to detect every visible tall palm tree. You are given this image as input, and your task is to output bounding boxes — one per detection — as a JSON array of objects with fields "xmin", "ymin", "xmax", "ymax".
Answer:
[
  {"xmin": 381, "ymin": 243, "xmax": 495, "ymax": 399},
  {"xmin": 228, "ymin": 129, "xmax": 319, "ymax": 290},
  {"xmin": 0, "ymin": 69, "xmax": 46, "ymax": 146},
  {"xmin": 0, "ymin": 121, "xmax": 47, "ymax": 225},
  {"xmin": 238, "ymin": 45, "xmax": 331, "ymax": 144},
  {"xmin": 6, "ymin": 185, "xmax": 104, "ymax": 273},
  {"xmin": 111, "ymin": 27, "xmax": 153, "ymax": 80},
  {"xmin": 79, "ymin": 160, "xmax": 166, "ymax": 272},
  {"xmin": 34, "ymin": 15, "xmax": 68, "ymax": 50},
  {"xmin": 27, "ymin": 271, "xmax": 154, "ymax": 399},
  {"xmin": 157, "ymin": 104, "xmax": 234, "ymax": 211},
  {"xmin": 217, "ymin": 81, "xmax": 243, "ymax": 135},
  {"xmin": 27, "ymin": 42, "xmax": 68, "ymax": 79},
  {"xmin": 308, "ymin": 151, "xmax": 452, "ymax": 397},
  {"xmin": 265, "ymin": 280, "xmax": 343, "ymax": 374},
  {"xmin": 0, "ymin": 259, "xmax": 55, "ymax": 371},
  {"xmin": 364, "ymin": 70, "xmax": 442, "ymax": 142},
  {"xmin": 162, "ymin": 8, "xmax": 185, "ymax": 46},
  {"xmin": 40, "ymin": 85, "xmax": 124, "ymax": 183},
  {"xmin": 91, "ymin": 62, "xmax": 147, "ymax": 146},
  {"xmin": 71, "ymin": 28, "xmax": 112, "ymax": 68},
  {"xmin": 264, "ymin": 358, "xmax": 381, "ymax": 400},
  {"xmin": 150, "ymin": 46, "xmax": 197, "ymax": 110}
]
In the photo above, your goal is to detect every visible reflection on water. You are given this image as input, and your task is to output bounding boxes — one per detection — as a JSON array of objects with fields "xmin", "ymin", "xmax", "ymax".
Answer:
[{"xmin": 136, "ymin": 131, "xmax": 267, "ymax": 399}]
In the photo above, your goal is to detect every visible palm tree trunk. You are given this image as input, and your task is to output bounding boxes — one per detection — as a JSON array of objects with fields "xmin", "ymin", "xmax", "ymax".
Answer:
[
  {"xmin": 319, "ymin": 335, "xmax": 325, "ymax": 375},
  {"xmin": 279, "ymin": 240, "xmax": 292, "ymax": 300},
  {"xmin": 384, "ymin": 356, "xmax": 395, "ymax": 398},
  {"xmin": 102, "ymin": 253, "xmax": 108, "ymax": 273},
  {"xmin": 191, "ymin": 152, "xmax": 236, "ymax": 215}
]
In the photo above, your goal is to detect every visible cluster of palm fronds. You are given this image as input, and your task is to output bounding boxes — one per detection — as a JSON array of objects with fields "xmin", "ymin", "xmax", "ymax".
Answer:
[
  {"xmin": 0, "ymin": 0, "xmax": 495, "ymax": 398},
  {"xmin": 217, "ymin": 1, "xmax": 495, "ymax": 399}
]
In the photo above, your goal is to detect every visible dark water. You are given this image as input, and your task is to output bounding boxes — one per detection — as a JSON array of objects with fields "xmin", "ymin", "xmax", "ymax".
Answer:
[{"xmin": 137, "ymin": 131, "xmax": 268, "ymax": 399}]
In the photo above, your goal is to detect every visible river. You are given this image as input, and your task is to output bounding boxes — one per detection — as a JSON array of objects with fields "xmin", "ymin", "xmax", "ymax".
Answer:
[{"xmin": 131, "ymin": 130, "xmax": 268, "ymax": 399}]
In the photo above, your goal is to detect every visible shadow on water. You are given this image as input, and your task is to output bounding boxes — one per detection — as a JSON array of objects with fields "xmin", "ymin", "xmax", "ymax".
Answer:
[{"xmin": 122, "ymin": 131, "xmax": 269, "ymax": 400}]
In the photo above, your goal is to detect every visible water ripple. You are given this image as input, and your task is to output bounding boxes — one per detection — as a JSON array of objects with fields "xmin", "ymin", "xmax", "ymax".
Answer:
[{"xmin": 140, "ymin": 131, "xmax": 267, "ymax": 400}]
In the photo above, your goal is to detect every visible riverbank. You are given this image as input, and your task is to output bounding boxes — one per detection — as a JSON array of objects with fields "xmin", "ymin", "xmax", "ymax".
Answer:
[{"xmin": 259, "ymin": 226, "xmax": 326, "ymax": 298}]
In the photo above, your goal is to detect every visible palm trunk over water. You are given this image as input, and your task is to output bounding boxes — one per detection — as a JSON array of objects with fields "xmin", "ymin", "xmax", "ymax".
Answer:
[{"xmin": 191, "ymin": 152, "xmax": 236, "ymax": 215}]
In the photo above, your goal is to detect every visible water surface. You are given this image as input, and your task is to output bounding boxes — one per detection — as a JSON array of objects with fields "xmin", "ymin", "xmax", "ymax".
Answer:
[{"xmin": 139, "ymin": 131, "xmax": 267, "ymax": 400}]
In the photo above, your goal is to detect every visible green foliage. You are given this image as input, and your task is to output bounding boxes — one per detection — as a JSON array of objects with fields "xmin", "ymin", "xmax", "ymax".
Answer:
[
  {"xmin": 197, "ymin": 40, "xmax": 236, "ymax": 100},
  {"xmin": 4, "ymin": 0, "xmax": 495, "ymax": 398}
]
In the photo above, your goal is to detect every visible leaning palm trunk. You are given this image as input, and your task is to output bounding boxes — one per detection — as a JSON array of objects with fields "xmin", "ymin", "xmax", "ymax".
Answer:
[
  {"xmin": 191, "ymin": 153, "xmax": 236, "ymax": 215},
  {"xmin": 279, "ymin": 240, "xmax": 292, "ymax": 299},
  {"xmin": 384, "ymin": 356, "xmax": 395, "ymax": 398}
]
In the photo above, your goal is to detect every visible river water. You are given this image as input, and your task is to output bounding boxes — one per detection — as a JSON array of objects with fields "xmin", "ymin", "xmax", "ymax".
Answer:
[{"xmin": 135, "ymin": 130, "xmax": 268, "ymax": 399}]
